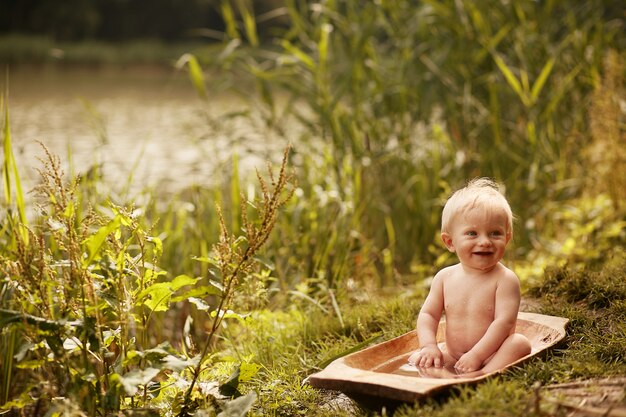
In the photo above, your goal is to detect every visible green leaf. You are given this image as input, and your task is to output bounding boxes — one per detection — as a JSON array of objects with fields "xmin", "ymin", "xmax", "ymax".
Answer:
[
  {"xmin": 0, "ymin": 388, "xmax": 37, "ymax": 411},
  {"xmin": 15, "ymin": 359, "xmax": 46, "ymax": 370},
  {"xmin": 147, "ymin": 235, "xmax": 163, "ymax": 258},
  {"xmin": 140, "ymin": 284, "xmax": 173, "ymax": 312},
  {"xmin": 492, "ymin": 53, "xmax": 529, "ymax": 106},
  {"xmin": 318, "ymin": 23, "xmax": 333, "ymax": 70},
  {"xmin": 238, "ymin": 362, "xmax": 261, "ymax": 383},
  {"xmin": 63, "ymin": 200, "xmax": 75, "ymax": 219},
  {"xmin": 162, "ymin": 354, "xmax": 199, "ymax": 372},
  {"xmin": 253, "ymin": 255, "xmax": 275, "ymax": 270},
  {"xmin": 280, "ymin": 40, "xmax": 315, "ymax": 70},
  {"xmin": 170, "ymin": 274, "xmax": 199, "ymax": 291},
  {"xmin": 82, "ymin": 215, "xmax": 122, "ymax": 267},
  {"xmin": 238, "ymin": 1, "xmax": 259, "ymax": 47},
  {"xmin": 220, "ymin": 0, "xmax": 239, "ymax": 39},
  {"xmin": 2, "ymin": 101, "xmax": 28, "ymax": 242},
  {"xmin": 117, "ymin": 368, "xmax": 161, "ymax": 396},
  {"xmin": 217, "ymin": 392, "xmax": 256, "ymax": 417},
  {"xmin": 171, "ymin": 282, "xmax": 223, "ymax": 303},
  {"xmin": 210, "ymin": 310, "xmax": 247, "ymax": 323},
  {"xmin": 176, "ymin": 53, "xmax": 207, "ymax": 99},
  {"xmin": 219, "ymin": 367, "xmax": 241, "ymax": 397},
  {"xmin": 187, "ymin": 297, "xmax": 211, "ymax": 311},
  {"xmin": 138, "ymin": 275, "xmax": 199, "ymax": 312},
  {"xmin": 531, "ymin": 57, "xmax": 555, "ymax": 101}
]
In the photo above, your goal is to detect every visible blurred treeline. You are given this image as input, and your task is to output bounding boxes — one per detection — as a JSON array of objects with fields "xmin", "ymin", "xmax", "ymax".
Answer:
[{"xmin": 0, "ymin": 0, "xmax": 287, "ymax": 42}]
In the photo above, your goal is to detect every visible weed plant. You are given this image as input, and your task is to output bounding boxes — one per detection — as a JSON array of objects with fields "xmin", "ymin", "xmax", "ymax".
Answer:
[{"xmin": 0, "ymin": 127, "xmax": 295, "ymax": 415}]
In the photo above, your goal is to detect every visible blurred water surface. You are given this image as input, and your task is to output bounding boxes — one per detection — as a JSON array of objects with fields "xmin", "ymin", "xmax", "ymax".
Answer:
[{"xmin": 8, "ymin": 66, "xmax": 282, "ymax": 195}]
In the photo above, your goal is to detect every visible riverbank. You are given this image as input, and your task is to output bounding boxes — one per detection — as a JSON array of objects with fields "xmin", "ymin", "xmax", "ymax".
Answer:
[{"xmin": 0, "ymin": 34, "xmax": 210, "ymax": 67}]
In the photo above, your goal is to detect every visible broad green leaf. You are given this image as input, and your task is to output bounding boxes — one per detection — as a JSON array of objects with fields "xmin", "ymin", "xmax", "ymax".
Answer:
[
  {"xmin": 187, "ymin": 297, "xmax": 211, "ymax": 311},
  {"xmin": 143, "ymin": 268, "xmax": 167, "ymax": 284},
  {"xmin": 171, "ymin": 283, "xmax": 222, "ymax": 302},
  {"xmin": 82, "ymin": 215, "xmax": 122, "ymax": 267},
  {"xmin": 170, "ymin": 274, "xmax": 199, "ymax": 291},
  {"xmin": 140, "ymin": 284, "xmax": 172, "ymax": 312},
  {"xmin": 147, "ymin": 236, "xmax": 163, "ymax": 258},
  {"xmin": 138, "ymin": 275, "xmax": 199, "ymax": 311},
  {"xmin": 117, "ymin": 368, "xmax": 161, "ymax": 396},
  {"xmin": 192, "ymin": 256, "xmax": 220, "ymax": 265},
  {"xmin": 210, "ymin": 310, "xmax": 247, "ymax": 323},
  {"xmin": 253, "ymin": 255, "xmax": 275, "ymax": 270},
  {"xmin": 219, "ymin": 366, "xmax": 241, "ymax": 397},
  {"xmin": 162, "ymin": 354, "xmax": 199, "ymax": 372},
  {"xmin": 62, "ymin": 337, "xmax": 83, "ymax": 351},
  {"xmin": 0, "ymin": 389, "xmax": 37, "ymax": 411},
  {"xmin": 238, "ymin": 362, "xmax": 261, "ymax": 382},
  {"xmin": 216, "ymin": 392, "xmax": 256, "ymax": 417},
  {"xmin": 16, "ymin": 359, "xmax": 46, "ymax": 370}
]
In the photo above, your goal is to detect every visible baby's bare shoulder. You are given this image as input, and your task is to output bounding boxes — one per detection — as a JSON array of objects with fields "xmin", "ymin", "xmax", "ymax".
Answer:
[
  {"xmin": 434, "ymin": 264, "xmax": 461, "ymax": 281},
  {"xmin": 495, "ymin": 264, "xmax": 521, "ymax": 285}
]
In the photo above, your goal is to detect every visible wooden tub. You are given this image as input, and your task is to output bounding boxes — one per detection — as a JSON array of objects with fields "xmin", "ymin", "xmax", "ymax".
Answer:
[{"xmin": 308, "ymin": 312, "xmax": 568, "ymax": 403}]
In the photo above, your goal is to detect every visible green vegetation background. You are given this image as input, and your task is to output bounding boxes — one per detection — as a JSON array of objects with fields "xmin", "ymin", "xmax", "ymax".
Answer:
[{"xmin": 1, "ymin": 1, "xmax": 625, "ymax": 416}]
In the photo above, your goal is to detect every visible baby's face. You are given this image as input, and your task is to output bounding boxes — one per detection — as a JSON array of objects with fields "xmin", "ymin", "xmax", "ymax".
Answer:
[{"xmin": 443, "ymin": 207, "xmax": 511, "ymax": 273}]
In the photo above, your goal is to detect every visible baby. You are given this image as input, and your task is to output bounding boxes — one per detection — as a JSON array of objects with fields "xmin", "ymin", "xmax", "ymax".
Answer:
[{"xmin": 407, "ymin": 178, "xmax": 531, "ymax": 376}]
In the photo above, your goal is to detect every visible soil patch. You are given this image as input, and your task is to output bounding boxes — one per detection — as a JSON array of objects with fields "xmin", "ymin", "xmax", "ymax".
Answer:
[{"xmin": 538, "ymin": 377, "xmax": 626, "ymax": 417}]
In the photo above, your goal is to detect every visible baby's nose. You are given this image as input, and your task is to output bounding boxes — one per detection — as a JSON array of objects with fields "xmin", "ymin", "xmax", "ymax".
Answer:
[{"xmin": 478, "ymin": 235, "xmax": 492, "ymax": 245}]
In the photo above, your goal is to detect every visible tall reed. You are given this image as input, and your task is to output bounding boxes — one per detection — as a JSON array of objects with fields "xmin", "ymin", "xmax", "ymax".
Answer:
[{"xmin": 205, "ymin": 0, "xmax": 624, "ymax": 276}]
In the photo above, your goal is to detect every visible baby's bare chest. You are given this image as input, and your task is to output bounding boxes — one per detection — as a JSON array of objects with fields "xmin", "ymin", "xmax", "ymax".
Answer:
[{"xmin": 443, "ymin": 278, "xmax": 498, "ymax": 317}]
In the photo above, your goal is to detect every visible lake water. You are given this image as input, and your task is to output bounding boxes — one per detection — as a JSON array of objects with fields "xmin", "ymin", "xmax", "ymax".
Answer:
[{"xmin": 6, "ymin": 65, "xmax": 289, "ymax": 195}]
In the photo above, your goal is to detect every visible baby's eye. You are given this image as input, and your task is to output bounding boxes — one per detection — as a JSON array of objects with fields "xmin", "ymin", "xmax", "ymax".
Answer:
[
  {"xmin": 466, "ymin": 231, "xmax": 477, "ymax": 236},
  {"xmin": 490, "ymin": 231, "xmax": 503, "ymax": 237}
]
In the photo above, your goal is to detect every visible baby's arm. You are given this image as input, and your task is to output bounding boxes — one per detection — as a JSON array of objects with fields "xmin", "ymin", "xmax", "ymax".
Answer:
[
  {"xmin": 408, "ymin": 273, "xmax": 445, "ymax": 367},
  {"xmin": 454, "ymin": 270, "xmax": 521, "ymax": 373}
]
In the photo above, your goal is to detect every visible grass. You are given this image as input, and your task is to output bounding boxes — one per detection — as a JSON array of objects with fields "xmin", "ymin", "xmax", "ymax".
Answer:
[{"xmin": 214, "ymin": 246, "xmax": 626, "ymax": 417}]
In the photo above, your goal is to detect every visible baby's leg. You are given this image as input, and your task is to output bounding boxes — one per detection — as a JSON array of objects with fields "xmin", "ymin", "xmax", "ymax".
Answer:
[{"xmin": 480, "ymin": 333, "xmax": 531, "ymax": 374}]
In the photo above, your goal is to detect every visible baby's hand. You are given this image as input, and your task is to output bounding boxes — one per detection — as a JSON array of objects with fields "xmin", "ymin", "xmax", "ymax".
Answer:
[
  {"xmin": 408, "ymin": 345, "xmax": 443, "ymax": 368},
  {"xmin": 454, "ymin": 351, "xmax": 482, "ymax": 373}
]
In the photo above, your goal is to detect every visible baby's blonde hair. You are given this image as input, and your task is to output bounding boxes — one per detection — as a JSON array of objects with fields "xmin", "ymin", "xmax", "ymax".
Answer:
[{"xmin": 441, "ymin": 178, "xmax": 514, "ymax": 236}]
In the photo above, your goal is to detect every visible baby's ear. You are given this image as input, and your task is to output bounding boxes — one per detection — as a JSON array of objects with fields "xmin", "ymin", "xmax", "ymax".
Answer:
[{"xmin": 441, "ymin": 232, "xmax": 455, "ymax": 252}]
